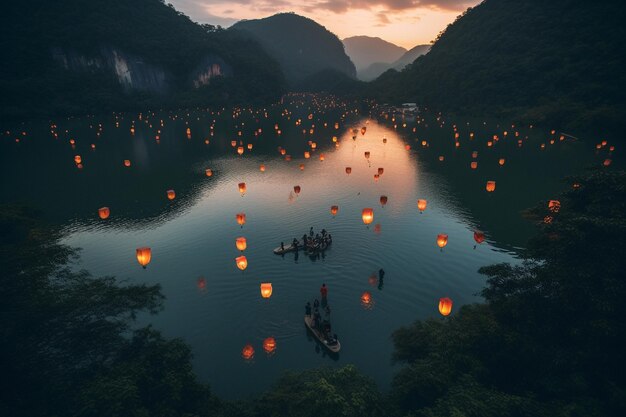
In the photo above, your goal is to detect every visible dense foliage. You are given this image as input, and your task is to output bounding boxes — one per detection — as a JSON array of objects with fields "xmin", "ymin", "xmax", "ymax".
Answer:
[
  {"xmin": 369, "ymin": 0, "xmax": 626, "ymax": 133},
  {"xmin": 390, "ymin": 169, "xmax": 626, "ymax": 416},
  {"xmin": 0, "ymin": 206, "xmax": 223, "ymax": 417},
  {"xmin": 0, "ymin": 0, "xmax": 285, "ymax": 121},
  {"xmin": 231, "ymin": 13, "xmax": 356, "ymax": 85}
]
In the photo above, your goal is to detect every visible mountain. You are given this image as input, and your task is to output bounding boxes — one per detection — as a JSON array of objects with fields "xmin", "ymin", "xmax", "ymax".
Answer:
[
  {"xmin": 369, "ymin": 0, "xmax": 626, "ymax": 132},
  {"xmin": 0, "ymin": 0, "xmax": 285, "ymax": 121},
  {"xmin": 231, "ymin": 13, "xmax": 356, "ymax": 85},
  {"xmin": 359, "ymin": 44, "xmax": 430, "ymax": 81},
  {"xmin": 343, "ymin": 36, "xmax": 407, "ymax": 72}
]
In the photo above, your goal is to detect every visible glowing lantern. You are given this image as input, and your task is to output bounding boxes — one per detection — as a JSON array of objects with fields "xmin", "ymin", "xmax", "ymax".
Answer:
[
  {"xmin": 311, "ymin": 142, "xmax": 317, "ymax": 150},
  {"xmin": 364, "ymin": 151, "xmax": 370, "ymax": 159},
  {"xmin": 603, "ymin": 159, "xmax": 612, "ymax": 167},
  {"xmin": 498, "ymin": 158, "xmax": 506, "ymax": 166},
  {"xmin": 304, "ymin": 151, "xmax": 310, "ymax": 159},
  {"xmin": 378, "ymin": 167, "xmax": 384, "ymax": 175},
  {"xmin": 236, "ymin": 237, "xmax": 247, "ymax": 251},
  {"xmin": 439, "ymin": 297, "xmax": 453, "ymax": 316},
  {"xmin": 380, "ymin": 196, "xmax": 388, "ymax": 206},
  {"xmin": 383, "ymin": 138, "xmax": 388, "ymax": 144},
  {"xmin": 361, "ymin": 291, "xmax": 372, "ymax": 306},
  {"xmin": 299, "ymin": 164, "xmax": 305, "ymax": 171},
  {"xmin": 260, "ymin": 283, "xmax": 272, "ymax": 298},
  {"xmin": 166, "ymin": 189, "xmax": 176, "ymax": 200},
  {"xmin": 334, "ymin": 122, "xmax": 339, "ymax": 129},
  {"xmin": 124, "ymin": 159, "xmax": 131, "ymax": 167},
  {"xmin": 235, "ymin": 256, "xmax": 248, "ymax": 271},
  {"xmin": 98, "ymin": 207, "xmax": 110, "ymax": 219},
  {"xmin": 436, "ymin": 234, "xmax": 448, "ymax": 248},
  {"xmin": 332, "ymin": 136, "xmax": 338, "ymax": 142},
  {"xmin": 439, "ymin": 156, "xmax": 445, "ymax": 162},
  {"xmin": 237, "ymin": 146, "xmax": 244, "ymax": 155},
  {"xmin": 417, "ymin": 199, "xmax": 427, "ymax": 212},
  {"xmin": 205, "ymin": 169, "xmax": 213, "ymax": 177},
  {"xmin": 294, "ymin": 185, "xmax": 301, "ymax": 194},
  {"xmin": 280, "ymin": 149, "xmax": 286, "ymax": 155},
  {"xmin": 136, "ymin": 247, "xmax": 152, "ymax": 268},
  {"xmin": 74, "ymin": 155, "xmax": 82, "ymax": 164},
  {"xmin": 362, "ymin": 208, "xmax": 374, "ymax": 225},
  {"xmin": 330, "ymin": 205, "xmax": 338, "ymax": 216},
  {"xmin": 319, "ymin": 154, "xmax": 325, "ymax": 161},
  {"xmin": 263, "ymin": 337, "xmax": 276, "ymax": 354},
  {"xmin": 471, "ymin": 161, "xmax": 478, "ymax": 169},
  {"xmin": 236, "ymin": 213, "xmax": 246, "ymax": 227},
  {"xmin": 238, "ymin": 182, "xmax": 246, "ymax": 196},
  {"xmin": 260, "ymin": 164, "xmax": 266, "ymax": 172},
  {"xmin": 474, "ymin": 230, "xmax": 485, "ymax": 245},
  {"xmin": 247, "ymin": 143, "xmax": 253, "ymax": 150},
  {"xmin": 405, "ymin": 144, "xmax": 411, "ymax": 151},
  {"xmin": 242, "ymin": 344, "xmax": 254, "ymax": 360},
  {"xmin": 231, "ymin": 140, "xmax": 237, "ymax": 147},
  {"xmin": 345, "ymin": 167, "xmax": 352, "ymax": 174},
  {"xmin": 472, "ymin": 151, "xmax": 478, "ymax": 158},
  {"xmin": 548, "ymin": 200, "xmax": 561, "ymax": 213},
  {"xmin": 486, "ymin": 181, "xmax": 496, "ymax": 192},
  {"xmin": 361, "ymin": 127, "xmax": 366, "ymax": 135}
]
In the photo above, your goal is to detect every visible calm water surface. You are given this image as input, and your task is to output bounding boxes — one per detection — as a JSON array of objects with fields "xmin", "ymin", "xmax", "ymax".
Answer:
[{"xmin": 1, "ymin": 98, "xmax": 603, "ymax": 398}]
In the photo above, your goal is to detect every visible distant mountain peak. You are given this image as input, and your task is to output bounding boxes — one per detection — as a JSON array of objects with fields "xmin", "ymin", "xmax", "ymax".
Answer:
[{"xmin": 342, "ymin": 36, "xmax": 407, "ymax": 72}]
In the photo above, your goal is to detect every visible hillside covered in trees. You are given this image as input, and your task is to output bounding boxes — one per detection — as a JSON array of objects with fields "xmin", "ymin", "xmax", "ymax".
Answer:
[
  {"xmin": 369, "ymin": 0, "xmax": 626, "ymax": 133},
  {"xmin": 231, "ymin": 13, "xmax": 356, "ymax": 85},
  {"xmin": 0, "ymin": 0, "xmax": 285, "ymax": 121}
]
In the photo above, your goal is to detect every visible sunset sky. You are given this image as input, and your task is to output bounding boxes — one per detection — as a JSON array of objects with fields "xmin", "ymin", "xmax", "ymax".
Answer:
[{"xmin": 168, "ymin": 0, "xmax": 480, "ymax": 49}]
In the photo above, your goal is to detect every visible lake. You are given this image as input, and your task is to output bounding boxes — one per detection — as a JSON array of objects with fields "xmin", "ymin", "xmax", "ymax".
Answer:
[{"xmin": 0, "ymin": 96, "xmax": 601, "ymax": 398}]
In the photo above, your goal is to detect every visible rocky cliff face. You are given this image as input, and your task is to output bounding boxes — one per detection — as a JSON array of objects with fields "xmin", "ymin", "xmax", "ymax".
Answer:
[{"xmin": 51, "ymin": 47, "xmax": 230, "ymax": 93}]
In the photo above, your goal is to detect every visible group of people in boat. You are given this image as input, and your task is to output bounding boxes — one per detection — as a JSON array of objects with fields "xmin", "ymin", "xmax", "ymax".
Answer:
[
  {"xmin": 305, "ymin": 283, "xmax": 339, "ymax": 347},
  {"xmin": 280, "ymin": 227, "xmax": 333, "ymax": 254}
]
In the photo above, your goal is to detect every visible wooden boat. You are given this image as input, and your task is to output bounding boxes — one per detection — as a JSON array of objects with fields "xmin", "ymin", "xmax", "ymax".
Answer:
[
  {"xmin": 273, "ymin": 240, "xmax": 303, "ymax": 254},
  {"xmin": 304, "ymin": 314, "xmax": 341, "ymax": 353}
]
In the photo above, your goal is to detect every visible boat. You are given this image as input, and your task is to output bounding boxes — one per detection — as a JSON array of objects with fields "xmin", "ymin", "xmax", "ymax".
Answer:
[
  {"xmin": 304, "ymin": 314, "xmax": 341, "ymax": 353},
  {"xmin": 273, "ymin": 240, "xmax": 303, "ymax": 254}
]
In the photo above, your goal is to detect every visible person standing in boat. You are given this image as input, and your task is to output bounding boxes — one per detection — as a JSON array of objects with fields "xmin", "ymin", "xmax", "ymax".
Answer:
[
  {"xmin": 302, "ymin": 234, "xmax": 308, "ymax": 246},
  {"xmin": 280, "ymin": 242, "xmax": 285, "ymax": 251},
  {"xmin": 292, "ymin": 238, "xmax": 299, "ymax": 251},
  {"xmin": 309, "ymin": 227, "xmax": 314, "ymax": 237},
  {"xmin": 320, "ymin": 283, "xmax": 328, "ymax": 299}
]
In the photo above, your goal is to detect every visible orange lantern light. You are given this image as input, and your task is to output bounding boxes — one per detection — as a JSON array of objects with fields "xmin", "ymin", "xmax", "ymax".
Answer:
[
  {"xmin": 436, "ymin": 234, "xmax": 448, "ymax": 248},
  {"xmin": 603, "ymin": 159, "xmax": 612, "ymax": 167},
  {"xmin": 259, "ymin": 164, "xmax": 266, "ymax": 172},
  {"xmin": 345, "ymin": 167, "xmax": 352, "ymax": 174},
  {"xmin": 235, "ymin": 256, "xmax": 248, "ymax": 271},
  {"xmin": 377, "ymin": 167, "xmax": 384, "ymax": 175},
  {"xmin": 231, "ymin": 140, "xmax": 237, "ymax": 147},
  {"xmin": 124, "ymin": 159, "xmax": 131, "ymax": 167},
  {"xmin": 471, "ymin": 161, "xmax": 478, "ymax": 169},
  {"xmin": 242, "ymin": 344, "xmax": 254, "ymax": 360},
  {"xmin": 498, "ymin": 158, "xmax": 506, "ymax": 166},
  {"xmin": 260, "ymin": 283, "xmax": 272, "ymax": 298},
  {"xmin": 236, "ymin": 212, "xmax": 246, "ymax": 227},
  {"xmin": 74, "ymin": 155, "xmax": 82, "ymax": 164},
  {"xmin": 304, "ymin": 151, "xmax": 310, "ymax": 159},
  {"xmin": 166, "ymin": 189, "xmax": 176, "ymax": 200},
  {"xmin": 548, "ymin": 200, "xmax": 561, "ymax": 213},
  {"xmin": 380, "ymin": 195, "xmax": 388, "ymax": 206},
  {"xmin": 205, "ymin": 169, "xmax": 213, "ymax": 177},
  {"xmin": 473, "ymin": 230, "xmax": 485, "ymax": 245},
  {"xmin": 319, "ymin": 154, "xmax": 325, "ymax": 161},
  {"xmin": 486, "ymin": 181, "xmax": 496, "ymax": 192},
  {"xmin": 136, "ymin": 247, "xmax": 152, "ymax": 268},
  {"xmin": 362, "ymin": 208, "xmax": 374, "ymax": 225},
  {"xmin": 237, "ymin": 146, "xmax": 244, "ymax": 155},
  {"xmin": 439, "ymin": 297, "xmax": 453, "ymax": 316},
  {"xmin": 417, "ymin": 199, "xmax": 427, "ymax": 212},
  {"xmin": 238, "ymin": 182, "xmax": 246, "ymax": 196},
  {"xmin": 236, "ymin": 237, "xmax": 247, "ymax": 251},
  {"xmin": 364, "ymin": 151, "xmax": 370, "ymax": 159},
  {"xmin": 294, "ymin": 185, "xmax": 301, "ymax": 194},
  {"xmin": 98, "ymin": 207, "xmax": 110, "ymax": 219},
  {"xmin": 472, "ymin": 151, "xmax": 478, "ymax": 158},
  {"xmin": 263, "ymin": 337, "xmax": 277, "ymax": 354},
  {"xmin": 330, "ymin": 205, "xmax": 338, "ymax": 216},
  {"xmin": 361, "ymin": 291, "xmax": 372, "ymax": 305}
]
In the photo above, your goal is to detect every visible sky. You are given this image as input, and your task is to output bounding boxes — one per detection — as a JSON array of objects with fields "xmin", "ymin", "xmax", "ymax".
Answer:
[{"xmin": 168, "ymin": 0, "xmax": 480, "ymax": 49}]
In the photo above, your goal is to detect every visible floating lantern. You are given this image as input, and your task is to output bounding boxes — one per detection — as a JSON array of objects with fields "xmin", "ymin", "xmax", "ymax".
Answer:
[
  {"xmin": 235, "ymin": 256, "xmax": 248, "ymax": 271},
  {"xmin": 166, "ymin": 189, "xmax": 176, "ymax": 200},
  {"xmin": 294, "ymin": 185, "xmax": 301, "ymax": 194},
  {"xmin": 238, "ymin": 182, "xmax": 246, "ymax": 196},
  {"xmin": 299, "ymin": 164, "xmax": 305, "ymax": 171},
  {"xmin": 345, "ymin": 167, "xmax": 352, "ymax": 174},
  {"xmin": 498, "ymin": 158, "xmax": 506, "ymax": 166},
  {"xmin": 472, "ymin": 151, "xmax": 478, "ymax": 158},
  {"xmin": 205, "ymin": 169, "xmax": 213, "ymax": 177},
  {"xmin": 236, "ymin": 213, "xmax": 246, "ymax": 227},
  {"xmin": 548, "ymin": 200, "xmax": 561, "ymax": 213},
  {"xmin": 136, "ymin": 247, "xmax": 152, "ymax": 268},
  {"xmin": 364, "ymin": 151, "xmax": 370, "ymax": 159},
  {"xmin": 436, "ymin": 234, "xmax": 448, "ymax": 248},
  {"xmin": 98, "ymin": 207, "xmax": 110, "ymax": 219},
  {"xmin": 260, "ymin": 283, "xmax": 273, "ymax": 298},
  {"xmin": 330, "ymin": 205, "xmax": 339, "ymax": 216},
  {"xmin": 417, "ymin": 199, "xmax": 427, "ymax": 213},
  {"xmin": 242, "ymin": 344, "xmax": 254, "ymax": 360},
  {"xmin": 439, "ymin": 297, "xmax": 453, "ymax": 316},
  {"xmin": 471, "ymin": 161, "xmax": 478, "ymax": 169},
  {"xmin": 378, "ymin": 167, "xmax": 384, "ymax": 175},
  {"xmin": 247, "ymin": 143, "xmax": 253, "ymax": 150},
  {"xmin": 237, "ymin": 146, "xmax": 244, "ymax": 155},
  {"xmin": 474, "ymin": 230, "xmax": 485, "ymax": 245},
  {"xmin": 74, "ymin": 155, "xmax": 82, "ymax": 164},
  {"xmin": 603, "ymin": 159, "xmax": 612, "ymax": 167},
  {"xmin": 263, "ymin": 337, "xmax": 276, "ymax": 354},
  {"xmin": 380, "ymin": 196, "xmax": 388, "ymax": 206},
  {"xmin": 124, "ymin": 159, "xmax": 131, "ymax": 167},
  {"xmin": 319, "ymin": 154, "xmax": 325, "ymax": 161},
  {"xmin": 486, "ymin": 181, "xmax": 496, "ymax": 192},
  {"xmin": 362, "ymin": 208, "xmax": 374, "ymax": 225},
  {"xmin": 236, "ymin": 237, "xmax": 247, "ymax": 251},
  {"xmin": 259, "ymin": 164, "xmax": 266, "ymax": 172},
  {"xmin": 304, "ymin": 151, "xmax": 310, "ymax": 159},
  {"xmin": 231, "ymin": 140, "xmax": 237, "ymax": 147},
  {"xmin": 361, "ymin": 291, "xmax": 372, "ymax": 306}
]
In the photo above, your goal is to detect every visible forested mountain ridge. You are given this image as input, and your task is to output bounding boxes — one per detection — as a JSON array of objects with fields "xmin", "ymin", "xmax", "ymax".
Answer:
[{"xmin": 0, "ymin": 0, "xmax": 286, "ymax": 121}]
